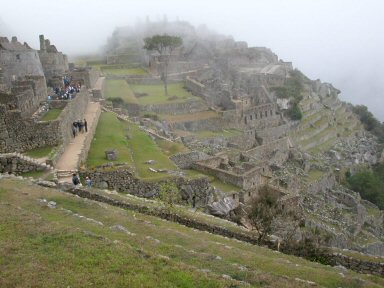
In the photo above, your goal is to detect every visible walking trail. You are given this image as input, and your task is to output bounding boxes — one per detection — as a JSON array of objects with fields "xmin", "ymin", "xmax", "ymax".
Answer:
[{"xmin": 56, "ymin": 101, "xmax": 100, "ymax": 182}]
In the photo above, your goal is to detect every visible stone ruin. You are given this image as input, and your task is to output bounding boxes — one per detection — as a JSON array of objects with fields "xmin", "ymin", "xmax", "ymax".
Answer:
[
  {"xmin": 0, "ymin": 35, "xmax": 100, "ymax": 154},
  {"xmin": 105, "ymin": 149, "xmax": 118, "ymax": 161}
]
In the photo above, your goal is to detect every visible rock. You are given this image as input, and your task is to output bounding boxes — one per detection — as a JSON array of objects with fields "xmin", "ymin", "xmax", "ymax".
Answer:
[
  {"xmin": 145, "ymin": 160, "xmax": 156, "ymax": 164},
  {"xmin": 207, "ymin": 197, "xmax": 239, "ymax": 217},
  {"xmin": 47, "ymin": 201, "xmax": 57, "ymax": 208}
]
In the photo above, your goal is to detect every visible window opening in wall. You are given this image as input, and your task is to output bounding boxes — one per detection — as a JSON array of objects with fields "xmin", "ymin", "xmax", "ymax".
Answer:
[
  {"xmin": 270, "ymin": 110, "xmax": 273, "ymax": 116},
  {"xmin": 250, "ymin": 115, "xmax": 252, "ymax": 120},
  {"xmin": 265, "ymin": 110, "xmax": 268, "ymax": 117},
  {"xmin": 232, "ymin": 194, "xmax": 236, "ymax": 199},
  {"xmin": 244, "ymin": 117, "xmax": 247, "ymax": 124},
  {"xmin": 248, "ymin": 191, "xmax": 251, "ymax": 197},
  {"xmin": 260, "ymin": 112, "xmax": 263, "ymax": 118},
  {"xmin": 16, "ymin": 54, "xmax": 20, "ymax": 60},
  {"xmin": 255, "ymin": 113, "xmax": 257, "ymax": 119}
]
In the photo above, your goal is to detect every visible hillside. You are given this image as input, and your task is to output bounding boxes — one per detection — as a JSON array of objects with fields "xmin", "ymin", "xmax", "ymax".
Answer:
[{"xmin": 1, "ymin": 175, "xmax": 384, "ymax": 287}]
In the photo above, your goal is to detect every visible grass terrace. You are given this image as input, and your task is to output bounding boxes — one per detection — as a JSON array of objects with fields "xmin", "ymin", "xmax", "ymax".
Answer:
[
  {"xmin": 1, "ymin": 178, "xmax": 383, "ymax": 287},
  {"xmin": 101, "ymin": 67, "xmax": 148, "ymax": 76},
  {"xmin": 155, "ymin": 139, "xmax": 189, "ymax": 156},
  {"xmin": 130, "ymin": 83, "xmax": 200, "ymax": 105},
  {"xmin": 86, "ymin": 112, "xmax": 133, "ymax": 168},
  {"xmin": 24, "ymin": 145, "xmax": 56, "ymax": 159},
  {"xmin": 105, "ymin": 79, "xmax": 138, "ymax": 104},
  {"xmin": 40, "ymin": 108, "xmax": 63, "ymax": 121},
  {"xmin": 87, "ymin": 112, "xmax": 178, "ymax": 179}
]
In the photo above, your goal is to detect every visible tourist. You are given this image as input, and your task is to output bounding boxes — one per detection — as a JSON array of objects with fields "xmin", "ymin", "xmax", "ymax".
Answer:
[
  {"xmin": 78, "ymin": 120, "xmax": 84, "ymax": 133},
  {"xmin": 85, "ymin": 176, "xmax": 92, "ymax": 187},
  {"xmin": 71, "ymin": 125, "xmax": 76, "ymax": 138},
  {"xmin": 72, "ymin": 173, "xmax": 80, "ymax": 186},
  {"xmin": 84, "ymin": 118, "xmax": 88, "ymax": 132}
]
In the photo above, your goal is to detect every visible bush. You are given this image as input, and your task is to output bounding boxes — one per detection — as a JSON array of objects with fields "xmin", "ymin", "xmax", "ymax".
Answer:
[
  {"xmin": 287, "ymin": 103, "xmax": 303, "ymax": 120},
  {"xmin": 352, "ymin": 105, "xmax": 384, "ymax": 142},
  {"xmin": 347, "ymin": 164, "xmax": 384, "ymax": 209}
]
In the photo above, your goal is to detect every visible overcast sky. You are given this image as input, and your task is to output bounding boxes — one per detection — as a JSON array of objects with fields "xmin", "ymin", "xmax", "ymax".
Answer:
[{"xmin": 1, "ymin": 0, "xmax": 383, "ymax": 120}]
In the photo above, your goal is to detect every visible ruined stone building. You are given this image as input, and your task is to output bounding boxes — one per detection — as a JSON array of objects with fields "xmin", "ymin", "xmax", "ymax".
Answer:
[{"xmin": 0, "ymin": 35, "xmax": 97, "ymax": 153}]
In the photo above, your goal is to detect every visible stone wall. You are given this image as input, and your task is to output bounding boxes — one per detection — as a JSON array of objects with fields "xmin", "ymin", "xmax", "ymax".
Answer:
[
  {"xmin": 57, "ymin": 88, "xmax": 90, "ymax": 148},
  {"xmin": 170, "ymin": 117, "xmax": 231, "ymax": 132},
  {"xmin": 0, "ymin": 88, "xmax": 89, "ymax": 153},
  {"xmin": 0, "ymin": 37, "xmax": 45, "ymax": 89},
  {"xmin": 141, "ymin": 100, "xmax": 208, "ymax": 115},
  {"xmin": 327, "ymin": 253, "xmax": 384, "ymax": 276},
  {"xmin": 70, "ymin": 67, "xmax": 100, "ymax": 88},
  {"xmin": 307, "ymin": 172, "xmax": 336, "ymax": 194},
  {"xmin": 0, "ymin": 104, "xmax": 61, "ymax": 152},
  {"xmin": 170, "ymin": 151, "xmax": 210, "ymax": 169},
  {"xmin": 79, "ymin": 167, "xmax": 213, "ymax": 207},
  {"xmin": 243, "ymin": 137, "xmax": 290, "ymax": 165},
  {"xmin": 0, "ymin": 153, "xmax": 50, "ymax": 174}
]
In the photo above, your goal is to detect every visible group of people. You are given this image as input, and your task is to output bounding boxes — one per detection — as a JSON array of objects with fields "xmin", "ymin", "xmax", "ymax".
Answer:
[
  {"xmin": 48, "ymin": 76, "xmax": 81, "ymax": 101},
  {"xmin": 72, "ymin": 173, "xmax": 92, "ymax": 187},
  {"xmin": 72, "ymin": 119, "xmax": 88, "ymax": 138}
]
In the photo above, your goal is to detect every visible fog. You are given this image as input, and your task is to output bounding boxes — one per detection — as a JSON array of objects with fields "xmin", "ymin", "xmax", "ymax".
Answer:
[{"xmin": 1, "ymin": 0, "xmax": 383, "ymax": 120}]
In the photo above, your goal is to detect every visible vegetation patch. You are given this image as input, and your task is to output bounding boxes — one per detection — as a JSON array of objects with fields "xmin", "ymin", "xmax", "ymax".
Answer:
[
  {"xmin": 155, "ymin": 139, "xmax": 189, "ymax": 156},
  {"xmin": 86, "ymin": 112, "xmax": 133, "ymax": 168},
  {"xmin": 346, "ymin": 163, "xmax": 384, "ymax": 210},
  {"xmin": 24, "ymin": 145, "xmax": 56, "ymax": 159},
  {"xmin": 105, "ymin": 79, "xmax": 138, "ymax": 104},
  {"xmin": 130, "ymin": 83, "xmax": 200, "ymax": 105},
  {"xmin": 126, "ymin": 123, "xmax": 178, "ymax": 179},
  {"xmin": 40, "ymin": 108, "xmax": 63, "ymax": 121}
]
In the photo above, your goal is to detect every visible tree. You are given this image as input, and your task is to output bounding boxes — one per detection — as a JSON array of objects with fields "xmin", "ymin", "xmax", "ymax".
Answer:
[{"xmin": 143, "ymin": 34, "xmax": 183, "ymax": 96}]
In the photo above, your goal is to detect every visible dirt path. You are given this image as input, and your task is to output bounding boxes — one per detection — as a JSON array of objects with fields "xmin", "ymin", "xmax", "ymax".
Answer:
[{"xmin": 56, "ymin": 101, "xmax": 100, "ymax": 182}]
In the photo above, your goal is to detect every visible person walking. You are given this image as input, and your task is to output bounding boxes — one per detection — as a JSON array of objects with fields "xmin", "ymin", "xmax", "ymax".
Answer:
[
  {"xmin": 84, "ymin": 118, "xmax": 88, "ymax": 132},
  {"xmin": 85, "ymin": 176, "xmax": 92, "ymax": 187},
  {"xmin": 72, "ymin": 173, "xmax": 80, "ymax": 186}
]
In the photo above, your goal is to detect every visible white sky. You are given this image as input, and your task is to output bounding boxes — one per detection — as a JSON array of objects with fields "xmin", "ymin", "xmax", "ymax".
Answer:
[{"xmin": 1, "ymin": 0, "xmax": 384, "ymax": 120}]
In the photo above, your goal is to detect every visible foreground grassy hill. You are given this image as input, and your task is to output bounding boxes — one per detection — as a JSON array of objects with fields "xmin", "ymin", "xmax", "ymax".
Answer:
[{"xmin": 1, "ymin": 177, "xmax": 383, "ymax": 287}]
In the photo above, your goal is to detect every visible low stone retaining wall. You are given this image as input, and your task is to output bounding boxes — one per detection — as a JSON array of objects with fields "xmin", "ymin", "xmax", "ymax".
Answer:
[
  {"xmin": 0, "ymin": 153, "xmax": 51, "ymax": 174},
  {"xmin": 327, "ymin": 253, "xmax": 384, "ymax": 276},
  {"xmin": 79, "ymin": 167, "xmax": 213, "ymax": 207},
  {"xmin": 170, "ymin": 151, "xmax": 210, "ymax": 169},
  {"xmin": 141, "ymin": 100, "xmax": 208, "ymax": 116}
]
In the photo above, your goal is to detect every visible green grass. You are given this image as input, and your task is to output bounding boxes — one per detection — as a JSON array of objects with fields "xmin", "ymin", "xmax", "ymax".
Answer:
[
  {"xmin": 130, "ymin": 83, "xmax": 200, "ymax": 105},
  {"xmin": 24, "ymin": 146, "xmax": 56, "ymax": 159},
  {"xmin": 101, "ymin": 67, "xmax": 148, "ymax": 75},
  {"xmin": 40, "ymin": 108, "xmax": 63, "ymax": 121},
  {"xmin": 105, "ymin": 79, "xmax": 138, "ymax": 104},
  {"xmin": 126, "ymin": 123, "xmax": 178, "ymax": 179},
  {"xmin": 86, "ymin": 112, "xmax": 133, "ymax": 168},
  {"xmin": 1, "ymin": 177, "xmax": 383, "ymax": 288},
  {"xmin": 307, "ymin": 170, "xmax": 325, "ymax": 182},
  {"xmin": 87, "ymin": 112, "xmax": 178, "ymax": 179}
]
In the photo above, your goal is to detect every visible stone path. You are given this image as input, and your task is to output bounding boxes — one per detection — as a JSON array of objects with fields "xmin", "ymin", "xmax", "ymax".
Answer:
[{"xmin": 56, "ymin": 101, "xmax": 100, "ymax": 182}]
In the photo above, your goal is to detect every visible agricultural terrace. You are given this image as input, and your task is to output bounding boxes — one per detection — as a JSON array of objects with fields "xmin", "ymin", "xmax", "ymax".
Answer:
[
  {"xmin": 104, "ymin": 79, "xmax": 138, "ymax": 104},
  {"xmin": 86, "ymin": 112, "xmax": 178, "ymax": 179},
  {"xmin": 2, "ymin": 178, "xmax": 382, "ymax": 287},
  {"xmin": 130, "ymin": 83, "xmax": 201, "ymax": 105}
]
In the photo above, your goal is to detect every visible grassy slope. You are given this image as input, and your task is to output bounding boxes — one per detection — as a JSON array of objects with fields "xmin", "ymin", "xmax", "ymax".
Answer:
[
  {"xmin": 1, "ymin": 178, "xmax": 383, "ymax": 288},
  {"xmin": 86, "ymin": 112, "xmax": 133, "ymax": 168},
  {"xmin": 130, "ymin": 83, "xmax": 200, "ymax": 105},
  {"xmin": 86, "ymin": 112, "xmax": 178, "ymax": 179},
  {"xmin": 105, "ymin": 79, "xmax": 138, "ymax": 104}
]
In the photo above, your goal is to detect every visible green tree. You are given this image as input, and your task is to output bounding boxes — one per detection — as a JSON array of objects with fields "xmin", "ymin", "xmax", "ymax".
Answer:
[{"xmin": 143, "ymin": 34, "xmax": 183, "ymax": 96}]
